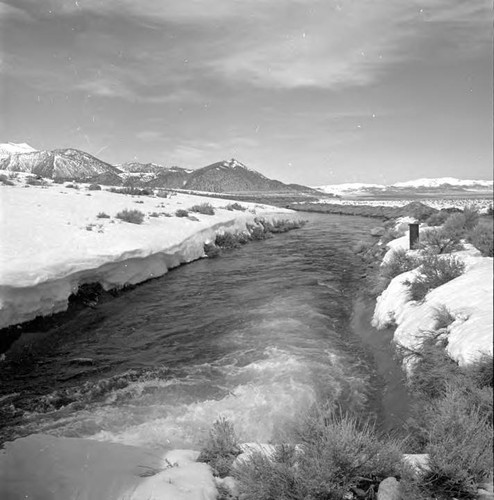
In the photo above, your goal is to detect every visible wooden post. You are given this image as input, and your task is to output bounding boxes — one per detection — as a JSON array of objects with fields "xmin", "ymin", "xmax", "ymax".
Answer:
[{"xmin": 409, "ymin": 223, "xmax": 419, "ymax": 249}]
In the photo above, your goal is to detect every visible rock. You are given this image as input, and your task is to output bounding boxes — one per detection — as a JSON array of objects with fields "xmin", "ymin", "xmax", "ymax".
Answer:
[
  {"xmin": 370, "ymin": 227, "xmax": 385, "ymax": 237},
  {"xmin": 377, "ymin": 477, "xmax": 400, "ymax": 500}
]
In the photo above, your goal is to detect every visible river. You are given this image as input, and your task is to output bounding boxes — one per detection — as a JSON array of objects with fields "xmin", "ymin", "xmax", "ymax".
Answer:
[{"xmin": 0, "ymin": 212, "xmax": 410, "ymax": 453}]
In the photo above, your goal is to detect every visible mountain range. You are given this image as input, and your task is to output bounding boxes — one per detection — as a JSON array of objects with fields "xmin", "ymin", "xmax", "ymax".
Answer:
[
  {"xmin": 0, "ymin": 143, "xmax": 314, "ymax": 194},
  {"xmin": 1, "ymin": 143, "xmax": 491, "ymax": 197},
  {"xmin": 316, "ymin": 178, "xmax": 493, "ymax": 197}
]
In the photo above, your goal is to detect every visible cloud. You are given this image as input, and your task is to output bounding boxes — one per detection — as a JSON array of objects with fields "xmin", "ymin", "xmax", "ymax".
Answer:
[{"xmin": 2, "ymin": 0, "xmax": 491, "ymax": 98}]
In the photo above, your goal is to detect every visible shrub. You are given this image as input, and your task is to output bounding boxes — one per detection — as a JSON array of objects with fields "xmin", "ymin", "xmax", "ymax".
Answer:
[
  {"xmin": 462, "ymin": 354, "xmax": 494, "ymax": 389},
  {"xmin": 26, "ymin": 176, "xmax": 47, "ymax": 186},
  {"xmin": 442, "ymin": 207, "xmax": 480, "ymax": 238},
  {"xmin": 109, "ymin": 187, "xmax": 152, "ymax": 196},
  {"xmin": 372, "ymin": 249, "xmax": 420, "ymax": 296},
  {"xmin": 175, "ymin": 209, "xmax": 189, "ymax": 218},
  {"xmin": 418, "ymin": 227, "xmax": 464, "ymax": 254},
  {"xmin": 204, "ymin": 242, "xmax": 221, "ymax": 258},
  {"xmin": 88, "ymin": 184, "xmax": 101, "ymax": 191},
  {"xmin": 414, "ymin": 387, "xmax": 493, "ymax": 499},
  {"xmin": 234, "ymin": 407, "xmax": 403, "ymax": 500},
  {"xmin": 155, "ymin": 190, "xmax": 169, "ymax": 198},
  {"xmin": 190, "ymin": 203, "xmax": 215, "ymax": 215},
  {"xmin": 65, "ymin": 183, "xmax": 79, "ymax": 189},
  {"xmin": 197, "ymin": 417, "xmax": 241, "ymax": 477},
  {"xmin": 225, "ymin": 202, "xmax": 246, "ymax": 211},
  {"xmin": 467, "ymin": 221, "xmax": 493, "ymax": 257},
  {"xmin": 0, "ymin": 174, "xmax": 14, "ymax": 186},
  {"xmin": 432, "ymin": 305, "xmax": 456, "ymax": 330},
  {"xmin": 215, "ymin": 232, "xmax": 243, "ymax": 249},
  {"xmin": 148, "ymin": 212, "xmax": 160, "ymax": 217},
  {"xmin": 115, "ymin": 209, "xmax": 145, "ymax": 224},
  {"xmin": 405, "ymin": 253, "xmax": 465, "ymax": 302},
  {"xmin": 425, "ymin": 211, "xmax": 451, "ymax": 227},
  {"xmin": 96, "ymin": 212, "xmax": 110, "ymax": 219}
]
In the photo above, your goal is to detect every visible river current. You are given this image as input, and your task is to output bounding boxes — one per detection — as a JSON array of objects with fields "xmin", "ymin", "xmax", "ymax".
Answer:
[{"xmin": 0, "ymin": 213, "xmax": 409, "ymax": 453}]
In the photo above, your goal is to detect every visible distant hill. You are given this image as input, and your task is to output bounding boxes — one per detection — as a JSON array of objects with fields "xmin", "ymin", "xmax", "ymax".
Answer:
[
  {"xmin": 181, "ymin": 159, "xmax": 299, "ymax": 193},
  {"xmin": 315, "ymin": 177, "xmax": 493, "ymax": 198},
  {"xmin": 123, "ymin": 158, "xmax": 317, "ymax": 194},
  {"xmin": 118, "ymin": 162, "xmax": 168, "ymax": 174},
  {"xmin": 0, "ymin": 146, "xmax": 122, "ymax": 185}
]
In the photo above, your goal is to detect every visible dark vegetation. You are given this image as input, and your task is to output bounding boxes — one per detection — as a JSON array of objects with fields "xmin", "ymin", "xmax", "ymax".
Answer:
[
  {"xmin": 175, "ymin": 208, "xmax": 189, "ymax": 217},
  {"xmin": 404, "ymin": 252, "xmax": 465, "ymax": 302},
  {"xmin": 190, "ymin": 202, "xmax": 215, "ymax": 215},
  {"xmin": 0, "ymin": 173, "xmax": 14, "ymax": 186},
  {"xmin": 109, "ymin": 186, "xmax": 152, "ymax": 196},
  {"xmin": 204, "ymin": 219, "xmax": 306, "ymax": 257},
  {"xmin": 115, "ymin": 209, "xmax": 145, "ymax": 224}
]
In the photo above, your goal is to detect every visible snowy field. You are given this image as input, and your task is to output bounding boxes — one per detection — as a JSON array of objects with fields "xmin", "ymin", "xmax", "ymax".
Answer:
[
  {"xmin": 313, "ymin": 197, "xmax": 493, "ymax": 212},
  {"xmin": 0, "ymin": 173, "xmax": 293, "ymax": 330}
]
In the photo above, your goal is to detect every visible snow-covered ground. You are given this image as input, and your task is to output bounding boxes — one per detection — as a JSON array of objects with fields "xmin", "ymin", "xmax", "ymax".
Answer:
[
  {"xmin": 0, "ymin": 174, "xmax": 293, "ymax": 330},
  {"xmin": 372, "ymin": 230, "xmax": 493, "ymax": 367},
  {"xmin": 311, "ymin": 197, "xmax": 493, "ymax": 213}
]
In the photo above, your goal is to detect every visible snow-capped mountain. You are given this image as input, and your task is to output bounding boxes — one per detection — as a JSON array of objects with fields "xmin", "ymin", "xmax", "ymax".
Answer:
[
  {"xmin": 316, "ymin": 177, "xmax": 493, "ymax": 197},
  {"xmin": 392, "ymin": 177, "xmax": 493, "ymax": 189},
  {"xmin": 0, "ymin": 143, "xmax": 315, "ymax": 193},
  {"xmin": 182, "ymin": 158, "xmax": 312, "ymax": 193},
  {"xmin": 118, "ymin": 162, "xmax": 167, "ymax": 174},
  {"xmin": 0, "ymin": 142, "xmax": 37, "ymax": 158},
  {"xmin": 0, "ymin": 146, "xmax": 122, "ymax": 184}
]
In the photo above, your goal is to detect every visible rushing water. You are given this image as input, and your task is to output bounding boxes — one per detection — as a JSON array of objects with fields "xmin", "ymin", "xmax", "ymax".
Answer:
[{"xmin": 0, "ymin": 213, "xmax": 410, "ymax": 454}]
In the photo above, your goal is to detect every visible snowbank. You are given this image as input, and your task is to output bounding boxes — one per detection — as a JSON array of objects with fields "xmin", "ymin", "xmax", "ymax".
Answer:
[
  {"xmin": 0, "ymin": 434, "xmax": 217, "ymax": 500},
  {"xmin": 373, "ymin": 241, "xmax": 493, "ymax": 366},
  {"xmin": 0, "ymin": 181, "xmax": 293, "ymax": 329}
]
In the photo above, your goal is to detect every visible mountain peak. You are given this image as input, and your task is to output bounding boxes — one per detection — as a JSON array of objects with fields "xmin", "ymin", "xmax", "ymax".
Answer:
[{"xmin": 0, "ymin": 142, "xmax": 37, "ymax": 156}]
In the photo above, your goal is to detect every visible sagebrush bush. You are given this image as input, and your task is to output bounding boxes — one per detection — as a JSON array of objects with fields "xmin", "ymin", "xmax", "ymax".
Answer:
[
  {"xmin": 432, "ymin": 305, "xmax": 456, "ymax": 330},
  {"xmin": 373, "ymin": 249, "xmax": 420, "ymax": 295},
  {"xmin": 26, "ymin": 176, "xmax": 47, "ymax": 186},
  {"xmin": 425, "ymin": 211, "xmax": 451, "ymax": 227},
  {"xmin": 96, "ymin": 212, "xmax": 110, "ymax": 219},
  {"xmin": 175, "ymin": 208, "xmax": 189, "ymax": 217},
  {"xmin": 190, "ymin": 203, "xmax": 215, "ymax": 215},
  {"xmin": 400, "ymin": 333, "xmax": 461, "ymax": 400},
  {"xmin": 405, "ymin": 253, "xmax": 465, "ymax": 302},
  {"xmin": 467, "ymin": 221, "xmax": 493, "ymax": 257},
  {"xmin": 215, "ymin": 231, "xmax": 249, "ymax": 249},
  {"xmin": 110, "ymin": 186, "xmax": 152, "ymax": 196},
  {"xmin": 442, "ymin": 207, "xmax": 479, "ymax": 237},
  {"xmin": 88, "ymin": 183, "xmax": 101, "ymax": 191},
  {"xmin": 197, "ymin": 417, "xmax": 241, "ymax": 477},
  {"xmin": 0, "ymin": 174, "xmax": 14, "ymax": 186},
  {"xmin": 418, "ymin": 227, "xmax": 464, "ymax": 254},
  {"xmin": 115, "ymin": 209, "xmax": 145, "ymax": 224},
  {"xmin": 225, "ymin": 202, "xmax": 246, "ymax": 211},
  {"xmin": 235, "ymin": 407, "xmax": 403, "ymax": 500},
  {"xmin": 417, "ymin": 387, "xmax": 493, "ymax": 499}
]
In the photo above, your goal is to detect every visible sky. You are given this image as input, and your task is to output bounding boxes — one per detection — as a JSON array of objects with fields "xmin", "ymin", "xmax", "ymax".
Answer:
[{"xmin": 0, "ymin": 0, "xmax": 492, "ymax": 185}]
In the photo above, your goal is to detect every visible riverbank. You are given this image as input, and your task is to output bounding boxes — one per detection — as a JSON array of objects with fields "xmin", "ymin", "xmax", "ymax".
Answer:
[{"xmin": 0, "ymin": 180, "xmax": 295, "ymax": 339}]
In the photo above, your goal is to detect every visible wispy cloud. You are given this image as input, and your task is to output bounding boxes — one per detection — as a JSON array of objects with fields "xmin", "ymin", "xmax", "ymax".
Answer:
[{"xmin": 3, "ymin": 0, "xmax": 490, "ymax": 96}]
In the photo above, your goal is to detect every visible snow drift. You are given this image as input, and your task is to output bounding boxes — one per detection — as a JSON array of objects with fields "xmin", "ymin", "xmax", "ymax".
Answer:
[
  {"xmin": 373, "ymin": 233, "xmax": 493, "ymax": 366},
  {"xmin": 0, "ymin": 180, "xmax": 293, "ymax": 330}
]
